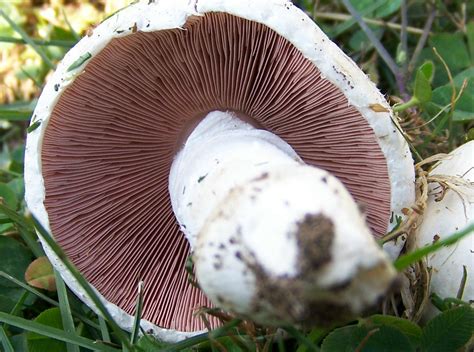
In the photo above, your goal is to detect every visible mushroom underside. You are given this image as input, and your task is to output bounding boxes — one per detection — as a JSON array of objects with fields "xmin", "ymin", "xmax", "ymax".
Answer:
[{"xmin": 41, "ymin": 12, "xmax": 391, "ymax": 331}]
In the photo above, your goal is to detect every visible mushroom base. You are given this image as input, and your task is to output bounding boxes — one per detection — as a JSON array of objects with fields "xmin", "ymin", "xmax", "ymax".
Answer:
[{"xmin": 169, "ymin": 110, "xmax": 397, "ymax": 325}]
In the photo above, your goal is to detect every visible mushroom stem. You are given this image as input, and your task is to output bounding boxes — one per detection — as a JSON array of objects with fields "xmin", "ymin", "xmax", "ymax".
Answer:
[{"xmin": 169, "ymin": 110, "xmax": 397, "ymax": 326}]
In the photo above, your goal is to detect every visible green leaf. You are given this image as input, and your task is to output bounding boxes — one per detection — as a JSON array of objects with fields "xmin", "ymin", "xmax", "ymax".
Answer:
[
  {"xmin": 321, "ymin": 325, "xmax": 368, "ymax": 351},
  {"xmin": 0, "ymin": 290, "xmax": 19, "ymax": 312},
  {"xmin": 373, "ymin": 0, "xmax": 401, "ymax": 18},
  {"xmin": 11, "ymin": 146, "xmax": 24, "ymax": 167},
  {"xmin": 420, "ymin": 306, "xmax": 474, "ymax": 352},
  {"xmin": 7, "ymin": 178, "xmax": 24, "ymax": 202},
  {"xmin": 0, "ymin": 236, "xmax": 32, "ymax": 288},
  {"xmin": 329, "ymin": 0, "xmax": 387, "ymax": 38},
  {"xmin": 424, "ymin": 95, "xmax": 471, "ymax": 123},
  {"xmin": 414, "ymin": 63, "xmax": 433, "ymax": 104},
  {"xmin": 362, "ymin": 326, "xmax": 414, "ymax": 352},
  {"xmin": 349, "ymin": 0, "xmax": 401, "ymax": 18},
  {"xmin": 0, "ymin": 183, "xmax": 18, "ymax": 209},
  {"xmin": 25, "ymin": 257, "xmax": 56, "ymax": 292},
  {"xmin": 27, "ymin": 308, "xmax": 66, "ymax": 352},
  {"xmin": 349, "ymin": 27, "xmax": 384, "ymax": 52},
  {"xmin": 430, "ymin": 293, "xmax": 471, "ymax": 313},
  {"xmin": 430, "ymin": 33, "xmax": 471, "ymax": 73},
  {"xmin": 417, "ymin": 32, "xmax": 472, "ymax": 87},
  {"xmin": 364, "ymin": 315, "xmax": 422, "ymax": 348},
  {"xmin": 466, "ymin": 22, "xmax": 474, "ymax": 64},
  {"xmin": 321, "ymin": 324, "xmax": 414, "ymax": 352},
  {"xmin": 418, "ymin": 61, "xmax": 435, "ymax": 83},
  {"xmin": 11, "ymin": 333, "xmax": 27, "ymax": 352},
  {"xmin": 396, "ymin": 42, "xmax": 407, "ymax": 66},
  {"xmin": 429, "ymin": 67, "xmax": 474, "ymax": 122}
]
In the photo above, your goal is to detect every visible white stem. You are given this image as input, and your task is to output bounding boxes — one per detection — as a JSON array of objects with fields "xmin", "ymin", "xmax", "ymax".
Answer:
[{"xmin": 169, "ymin": 111, "xmax": 396, "ymax": 326}]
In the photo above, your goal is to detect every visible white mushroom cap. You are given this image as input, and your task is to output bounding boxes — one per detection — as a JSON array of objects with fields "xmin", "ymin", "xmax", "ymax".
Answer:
[
  {"xmin": 24, "ymin": 0, "xmax": 415, "ymax": 341},
  {"xmin": 414, "ymin": 141, "xmax": 473, "ymax": 320}
]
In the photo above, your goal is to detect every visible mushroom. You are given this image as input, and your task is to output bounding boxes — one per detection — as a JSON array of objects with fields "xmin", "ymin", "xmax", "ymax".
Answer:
[
  {"xmin": 25, "ymin": 0, "xmax": 415, "ymax": 342},
  {"xmin": 414, "ymin": 141, "xmax": 473, "ymax": 320}
]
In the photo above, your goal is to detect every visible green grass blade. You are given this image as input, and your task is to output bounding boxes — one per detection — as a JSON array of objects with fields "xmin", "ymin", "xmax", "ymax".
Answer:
[
  {"xmin": 0, "ymin": 35, "xmax": 76, "ymax": 47},
  {"xmin": 61, "ymin": 8, "xmax": 81, "ymax": 41},
  {"xmin": 2, "ymin": 290, "xmax": 30, "ymax": 335},
  {"xmin": 31, "ymin": 217, "xmax": 133, "ymax": 350},
  {"xmin": 0, "ymin": 108, "xmax": 32, "ymax": 121},
  {"xmin": 0, "ymin": 204, "xmax": 44, "ymax": 258},
  {"xmin": 0, "ymin": 326, "xmax": 14, "ymax": 352},
  {"xmin": 130, "ymin": 281, "xmax": 144, "ymax": 344},
  {"xmin": 277, "ymin": 334, "xmax": 286, "ymax": 352},
  {"xmin": 341, "ymin": 0, "xmax": 399, "ymax": 78},
  {"xmin": 54, "ymin": 269, "xmax": 80, "ymax": 352},
  {"xmin": 394, "ymin": 223, "xmax": 474, "ymax": 271},
  {"xmin": 0, "ymin": 312, "xmax": 119, "ymax": 352},
  {"xmin": 421, "ymin": 110, "xmax": 451, "ymax": 149},
  {"xmin": 0, "ymin": 10, "xmax": 56, "ymax": 69},
  {"xmin": 160, "ymin": 319, "xmax": 242, "ymax": 352},
  {"xmin": 0, "ymin": 270, "xmax": 59, "ymax": 307},
  {"xmin": 98, "ymin": 317, "xmax": 111, "ymax": 343},
  {"xmin": 0, "ymin": 100, "xmax": 37, "ymax": 110},
  {"xmin": 284, "ymin": 326, "xmax": 320, "ymax": 352},
  {"xmin": 9, "ymin": 290, "xmax": 30, "ymax": 317},
  {"xmin": 296, "ymin": 328, "xmax": 328, "ymax": 352},
  {"xmin": 0, "ymin": 271, "xmax": 100, "ymax": 331},
  {"xmin": 20, "ymin": 68, "xmax": 42, "ymax": 88}
]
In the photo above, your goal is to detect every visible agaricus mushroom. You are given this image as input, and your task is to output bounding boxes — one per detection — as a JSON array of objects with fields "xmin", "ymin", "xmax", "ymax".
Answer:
[
  {"xmin": 25, "ymin": 0, "xmax": 415, "ymax": 342},
  {"xmin": 414, "ymin": 141, "xmax": 473, "ymax": 320}
]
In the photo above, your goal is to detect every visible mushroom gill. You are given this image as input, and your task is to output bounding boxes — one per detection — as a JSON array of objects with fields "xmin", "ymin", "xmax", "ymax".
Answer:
[{"xmin": 41, "ymin": 12, "xmax": 391, "ymax": 331}]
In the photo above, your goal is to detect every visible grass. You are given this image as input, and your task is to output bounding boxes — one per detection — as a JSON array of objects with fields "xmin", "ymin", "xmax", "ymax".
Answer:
[{"xmin": 0, "ymin": 0, "xmax": 473, "ymax": 351}]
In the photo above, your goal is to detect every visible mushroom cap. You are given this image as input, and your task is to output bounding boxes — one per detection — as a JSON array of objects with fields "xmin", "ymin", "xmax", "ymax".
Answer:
[
  {"xmin": 24, "ymin": 0, "xmax": 415, "ymax": 341},
  {"xmin": 414, "ymin": 141, "xmax": 473, "ymax": 321}
]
